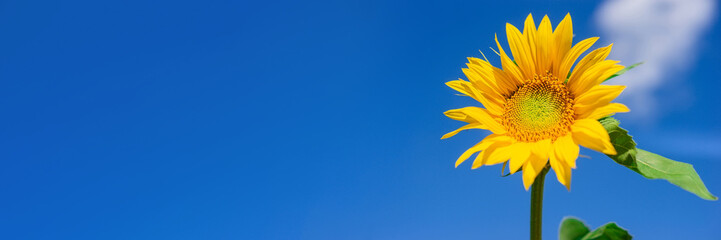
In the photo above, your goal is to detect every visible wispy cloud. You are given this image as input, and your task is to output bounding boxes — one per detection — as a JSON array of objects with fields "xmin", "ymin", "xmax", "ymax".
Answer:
[
  {"xmin": 595, "ymin": 0, "xmax": 716, "ymax": 119},
  {"xmin": 644, "ymin": 131, "xmax": 721, "ymax": 160}
]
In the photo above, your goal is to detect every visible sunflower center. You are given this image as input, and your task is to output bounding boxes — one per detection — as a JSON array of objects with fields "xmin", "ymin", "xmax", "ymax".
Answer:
[{"xmin": 502, "ymin": 72, "xmax": 575, "ymax": 142}]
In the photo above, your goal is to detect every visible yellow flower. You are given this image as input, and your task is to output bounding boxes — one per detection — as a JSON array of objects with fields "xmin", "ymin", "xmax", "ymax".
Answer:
[{"xmin": 443, "ymin": 13, "xmax": 628, "ymax": 190}]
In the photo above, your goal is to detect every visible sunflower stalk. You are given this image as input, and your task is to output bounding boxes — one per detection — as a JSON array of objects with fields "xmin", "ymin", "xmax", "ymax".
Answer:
[{"xmin": 530, "ymin": 165, "xmax": 550, "ymax": 240}]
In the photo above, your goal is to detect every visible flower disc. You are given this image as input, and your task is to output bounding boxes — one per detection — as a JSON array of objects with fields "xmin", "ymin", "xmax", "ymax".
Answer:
[{"xmin": 502, "ymin": 73, "xmax": 575, "ymax": 142}]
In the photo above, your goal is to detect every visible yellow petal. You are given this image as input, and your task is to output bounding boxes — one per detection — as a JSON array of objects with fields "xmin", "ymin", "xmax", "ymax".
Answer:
[
  {"xmin": 495, "ymin": 34, "xmax": 526, "ymax": 84},
  {"xmin": 575, "ymin": 85, "xmax": 626, "ymax": 117},
  {"xmin": 569, "ymin": 44, "xmax": 613, "ymax": 85},
  {"xmin": 491, "ymin": 65, "xmax": 520, "ymax": 95},
  {"xmin": 571, "ymin": 119, "xmax": 617, "ymax": 155},
  {"xmin": 575, "ymin": 85, "xmax": 626, "ymax": 107},
  {"xmin": 506, "ymin": 23, "xmax": 535, "ymax": 79},
  {"xmin": 467, "ymin": 57, "xmax": 518, "ymax": 97},
  {"xmin": 464, "ymin": 62, "xmax": 502, "ymax": 95},
  {"xmin": 443, "ymin": 107, "xmax": 478, "ymax": 123},
  {"xmin": 557, "ymin": 37, "xmax": 598, "ymax": 83},
  {"xmin": 582, "ymin": 103, "xmax": 630, "ymax": 120},
  {"xmin": 465, "ymin": 61, "xmax": 507, "ymax": 99},
  {"xmin": 530, "ymin": 138, "xmax": 552, "ymax": 160},
  {"xmin": 549, "ymin": 146, "xmax": 572, "ymax": 190},
  {"xmin": 446, "ymin": 78, "xmax": 504, "ymax": 116},
  {"xmin": 473, "ymin": 140, "xmax": 514, "ymax": 168},
  {"xmin": 445, "ymin": 107, "xmax": 506, "ymax": 134},
  {"xmin": 445, "ymin": 79, "xmax": 480, "ymax": 101},
  {"xmin": 553, "ymin": 13, "xmax": 573, "ymax": 75},
  {"xmin": 509, "ymin": 142, "xmax": 531, "ymax": 174},
  {"xmin": 523, "ymin": 14, "xmax": 538, "ymax": 69},
  {"xmin": 569, "ymin": 60, "xmax": 624, "ymax": 96},
  {"xmin": 553, "ymin": 134, "xmax": 580, "ymax": 168},
  {"xmin": 522, "ymin": 154, "xmax": 549, "ymax": 190},
  {"xmin": 586, "ymin": 66, "xmax": 625, "ymax": 96},
  {"xmin": 536, "ymin": 15, "xmax": 553, "ymax": 73},
  {"xmin": 455, "ymin": 134, "xmax": 511, "ymax": 167},
  {"xmin": 521, "ymin": 139, "xmax": 551, "ymax": 190},
  {"xmin": 441, "ymin": 123, "xmax": 485, "ymax": 139}
]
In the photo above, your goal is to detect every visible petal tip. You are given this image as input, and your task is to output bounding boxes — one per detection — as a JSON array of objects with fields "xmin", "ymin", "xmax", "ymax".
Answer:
[{"xmin": 604, "ymin": 147, "xmax": 618, "ymax": 155}]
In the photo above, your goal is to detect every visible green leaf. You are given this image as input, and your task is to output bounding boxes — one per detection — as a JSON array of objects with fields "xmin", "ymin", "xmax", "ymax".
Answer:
[
  {"xmin": 602, "ymin": 62, "xmax": 643, "ymax": 83},
  {"xmin": 635, "ymin": 149, "xmax": 718, "ymax": 200},
  {"xmin": 600, "ymin": 117, "xmax": 718, "ymax": 200},
  {"xmin": 580, "ymin": 222, "xmax": 632, "ymax": 240},
  {"xmin": 598, "ymin": 117, "xmax": 637, "ymax": 170},
  {"xmin": 558, "ymin": 218, "xmax": 632, "ymax": 240},
  {"xmin": 559, "ymin": 217, "xmax": 590, "ymax": 240}
]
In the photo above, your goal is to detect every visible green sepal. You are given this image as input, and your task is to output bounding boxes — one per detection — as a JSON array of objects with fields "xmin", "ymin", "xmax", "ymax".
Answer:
[
  {"xmin": 599, "ymin": 117, "xmax": 717, "ymax": 200},
  {"xmin": 602, "ymin": 62, "xmax": 643, "ymax": 83},
  {"xmin": 500, "ymin": 161, "xmax": 512, "ymax": 177},
  {"xmin": 559, "ymin": 217, "xmax": 590, "ymax": 240}
]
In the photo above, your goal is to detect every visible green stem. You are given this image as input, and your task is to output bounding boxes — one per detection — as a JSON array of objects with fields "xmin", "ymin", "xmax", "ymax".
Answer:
[{"xmin": 530, "ymin": 165, "xmax": 550, "ymax": 240}]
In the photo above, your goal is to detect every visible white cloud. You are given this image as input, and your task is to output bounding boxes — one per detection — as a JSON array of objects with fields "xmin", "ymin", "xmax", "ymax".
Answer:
[
  {"xmin": 643, "ymin": 130, "xmax": 721, "ymax": 160},
  {"xmin": 594, "ymin": 0, "xmax": 716, "ymax": 119}
]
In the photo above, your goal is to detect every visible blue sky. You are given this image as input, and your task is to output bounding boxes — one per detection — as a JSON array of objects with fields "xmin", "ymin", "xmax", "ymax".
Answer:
[{"xmin": 0, "ymin": 0, "xmax": 719, "ymax": 239}]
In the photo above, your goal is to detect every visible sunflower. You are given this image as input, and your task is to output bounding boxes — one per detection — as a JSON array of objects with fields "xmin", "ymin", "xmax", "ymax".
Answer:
[{"xmin": 443, "ymin": 13, "xmax": 628, "ymax": 190}]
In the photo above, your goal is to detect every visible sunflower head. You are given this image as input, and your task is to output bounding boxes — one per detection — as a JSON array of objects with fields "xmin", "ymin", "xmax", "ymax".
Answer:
[{"xmin": 443, "ymin": 13, "xmax": 629, "ymax": 190}]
